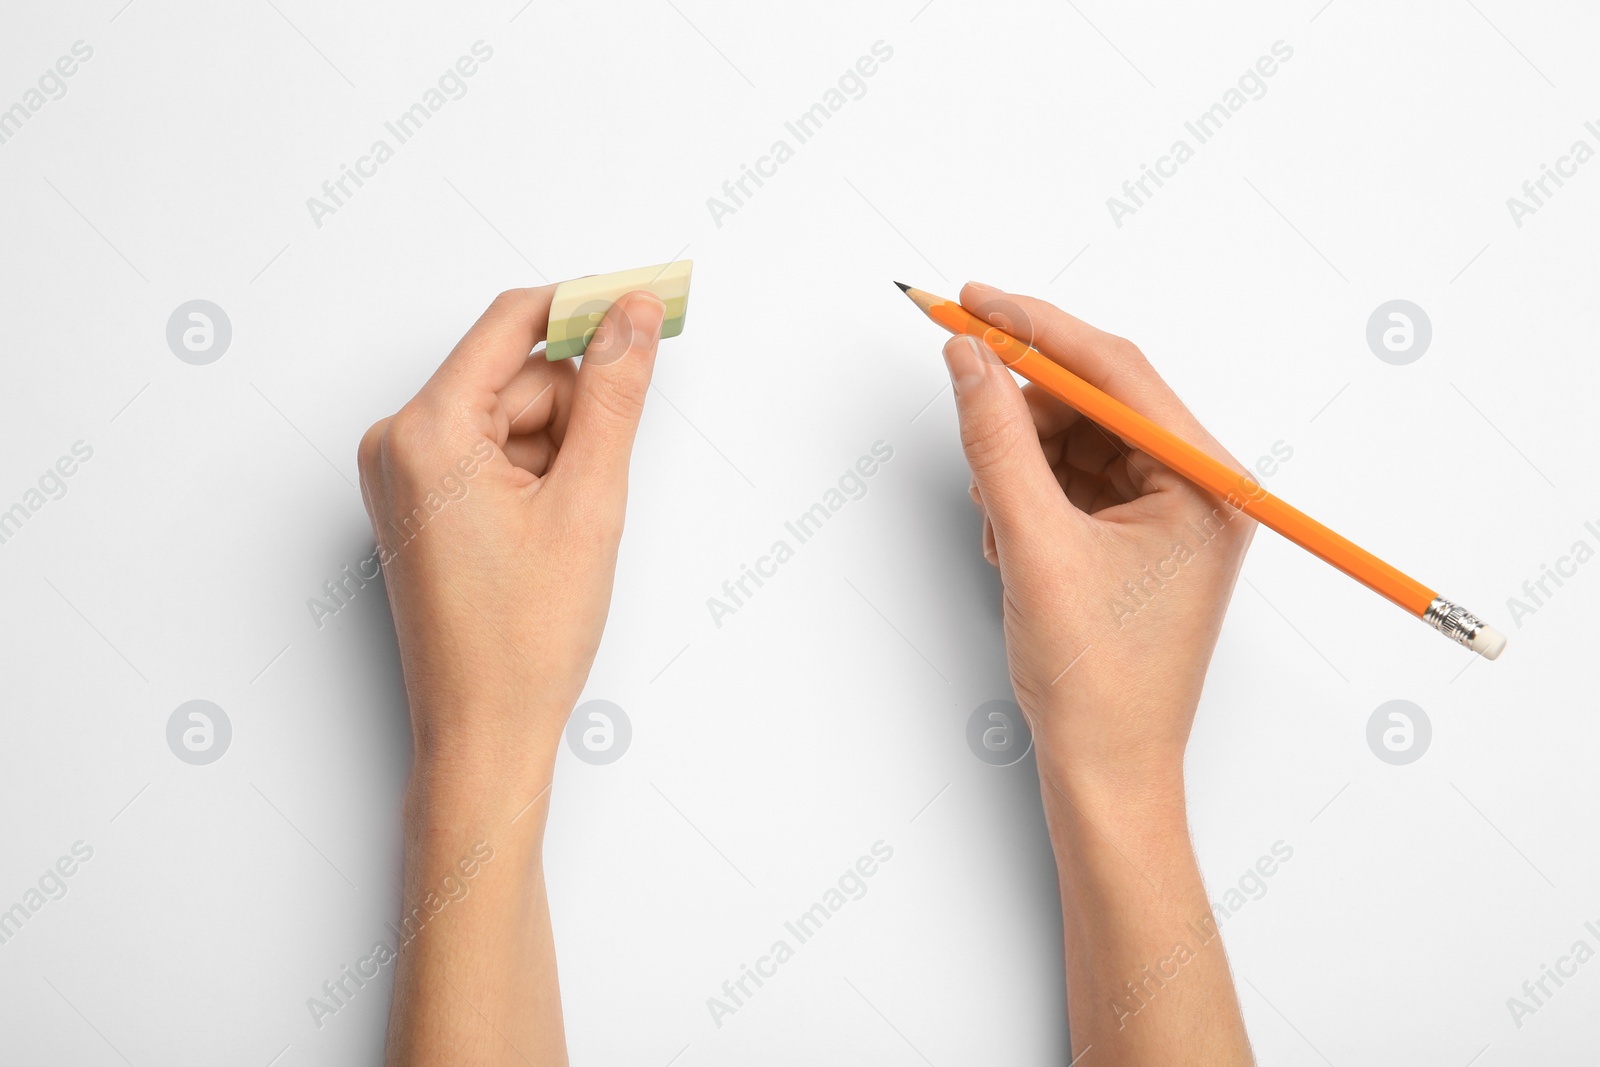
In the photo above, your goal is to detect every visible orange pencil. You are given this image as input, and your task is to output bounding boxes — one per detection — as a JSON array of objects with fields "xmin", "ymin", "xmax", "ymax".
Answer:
[{"xmin": 898, "ymin": 283, "xmax": 1506, "ymax": 660}]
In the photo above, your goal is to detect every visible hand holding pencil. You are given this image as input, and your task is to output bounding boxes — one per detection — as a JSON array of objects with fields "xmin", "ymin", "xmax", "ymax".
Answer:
[{"xmin": 925, "ymin": 282, "xmax": 1264, "ymax": 772}]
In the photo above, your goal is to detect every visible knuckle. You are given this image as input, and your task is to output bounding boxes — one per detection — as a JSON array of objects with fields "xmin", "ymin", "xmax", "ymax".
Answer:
[
  {"xmin": 384, "ymin": 406, "xmax": 429, "ymax": 450},
  {"xmin": 356, "ymin": 419, "xmax": 388, "ymax": 473},
  {"xmin": 490, "ymin": 288, "xmax": 525, "ymax": 312},
  {"xmin": 585, "ymin": 368, "xmax": 647, "ymax": 424},
  {"xmin": 1108, "ymin": 334, "xmax": 1148, "ymax": 367},
  {"xmin": 380, "ymin": 404, "xmax": 451, "ymax": 470},
  {"xmin": 960, "ymin": 409, "xmax": 1021, "ymax": 472}
]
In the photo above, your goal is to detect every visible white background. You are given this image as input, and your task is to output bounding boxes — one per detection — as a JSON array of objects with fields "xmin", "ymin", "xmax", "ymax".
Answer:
[{"xmin": 1, "ymin": 0, "xmax": 1596, "ymax": 1064}]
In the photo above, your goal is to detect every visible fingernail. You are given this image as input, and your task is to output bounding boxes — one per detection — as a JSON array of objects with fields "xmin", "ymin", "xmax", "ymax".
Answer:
[
  {"xmin": 966, "ymin": 281, "xmax": 1000, "ymax": 296},
  {"xmin": 623, "ymin": 291, "xmax": 665, "ymax": 354},
  {"xmin": 943, "ymin": 334, "xmax": 986, "ymax": 395}
]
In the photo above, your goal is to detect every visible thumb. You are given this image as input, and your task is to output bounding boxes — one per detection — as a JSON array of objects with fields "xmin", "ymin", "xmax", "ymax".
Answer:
[
  {"xmin": 943, "ymin": 333, "xmax": 1071, "ymax": 552},
  {"xmin": 555, "ymin": 290, "xmax": 665, "ymax": 488}
]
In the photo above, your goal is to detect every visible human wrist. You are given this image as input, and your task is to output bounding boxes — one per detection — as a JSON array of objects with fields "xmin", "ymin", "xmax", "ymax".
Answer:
[
  {"xmin": 403, "ymin": 670, "xmax": 571, "ymax": 760},
  {"xmin": 1036, "ymin": 748, "xmax": 1190, "ymax": 840},
  {"xmin": 1040, "ymin": 766, "xmax": 1199, "ymax": 901},
  {"xmin": 1024, "ymin": 684, "xmax": 1195, "ymax": 818},
  {"xmin": 404, "ymin": 730, "xmax": 559, "ymax": 841}
]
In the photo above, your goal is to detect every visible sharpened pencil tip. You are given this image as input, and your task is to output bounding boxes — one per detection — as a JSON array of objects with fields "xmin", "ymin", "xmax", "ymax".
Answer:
[{"xmin": 893, "ymin": 281, "xmax": 910, "ymax": 293}]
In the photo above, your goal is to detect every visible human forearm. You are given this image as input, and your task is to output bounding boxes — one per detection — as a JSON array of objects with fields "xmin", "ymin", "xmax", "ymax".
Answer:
[
  {"xmin": 386, "ymin": 745, "xmax": 563, "ymax": 1066},
  {"xmin": 1042, "ymin": 759, "xmax": 1251, "ymax": 1066}
]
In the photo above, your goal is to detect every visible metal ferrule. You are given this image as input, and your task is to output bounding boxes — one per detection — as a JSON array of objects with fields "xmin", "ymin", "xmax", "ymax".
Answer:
[{"xmin": 1423, "ymin": 597, "xmax": 1487, "ymax": 649}]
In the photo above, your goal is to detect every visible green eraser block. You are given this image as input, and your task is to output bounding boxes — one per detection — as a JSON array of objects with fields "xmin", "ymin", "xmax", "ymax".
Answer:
[{"xmin": 545, "ymin": 260, "xmax": 693, "ymax": 361}]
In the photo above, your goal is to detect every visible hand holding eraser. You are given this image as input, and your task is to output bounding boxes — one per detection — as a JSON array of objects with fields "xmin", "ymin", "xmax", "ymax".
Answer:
[{"xmin": 546, "ymin": 260, "xmax": 693, "ymax": 360}]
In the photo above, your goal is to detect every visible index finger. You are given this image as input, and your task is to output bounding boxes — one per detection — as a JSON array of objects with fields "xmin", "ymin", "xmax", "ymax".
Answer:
[
  {"xmin": 959, "ymin": 282, "xmax": 1213, "ymax": 448},
  {"xmin": 425, "ymin": 285, "xmax": 557, "ymax": 402}
]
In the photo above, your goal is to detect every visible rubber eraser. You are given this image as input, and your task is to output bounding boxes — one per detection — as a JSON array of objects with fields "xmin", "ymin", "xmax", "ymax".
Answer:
[
  {"xmin": 545, "ymin": 260, "xmax": 693, "ymax": 361},
  {"xmin": 1469, "ymin": 625, "xmax": 1507, "ymax": 660}
]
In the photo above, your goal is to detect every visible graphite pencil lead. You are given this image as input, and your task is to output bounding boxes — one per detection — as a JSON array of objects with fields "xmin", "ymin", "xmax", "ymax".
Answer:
[{"xmin": 893, "ymin": 280, "xmax": 910, "ymax": 293}]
